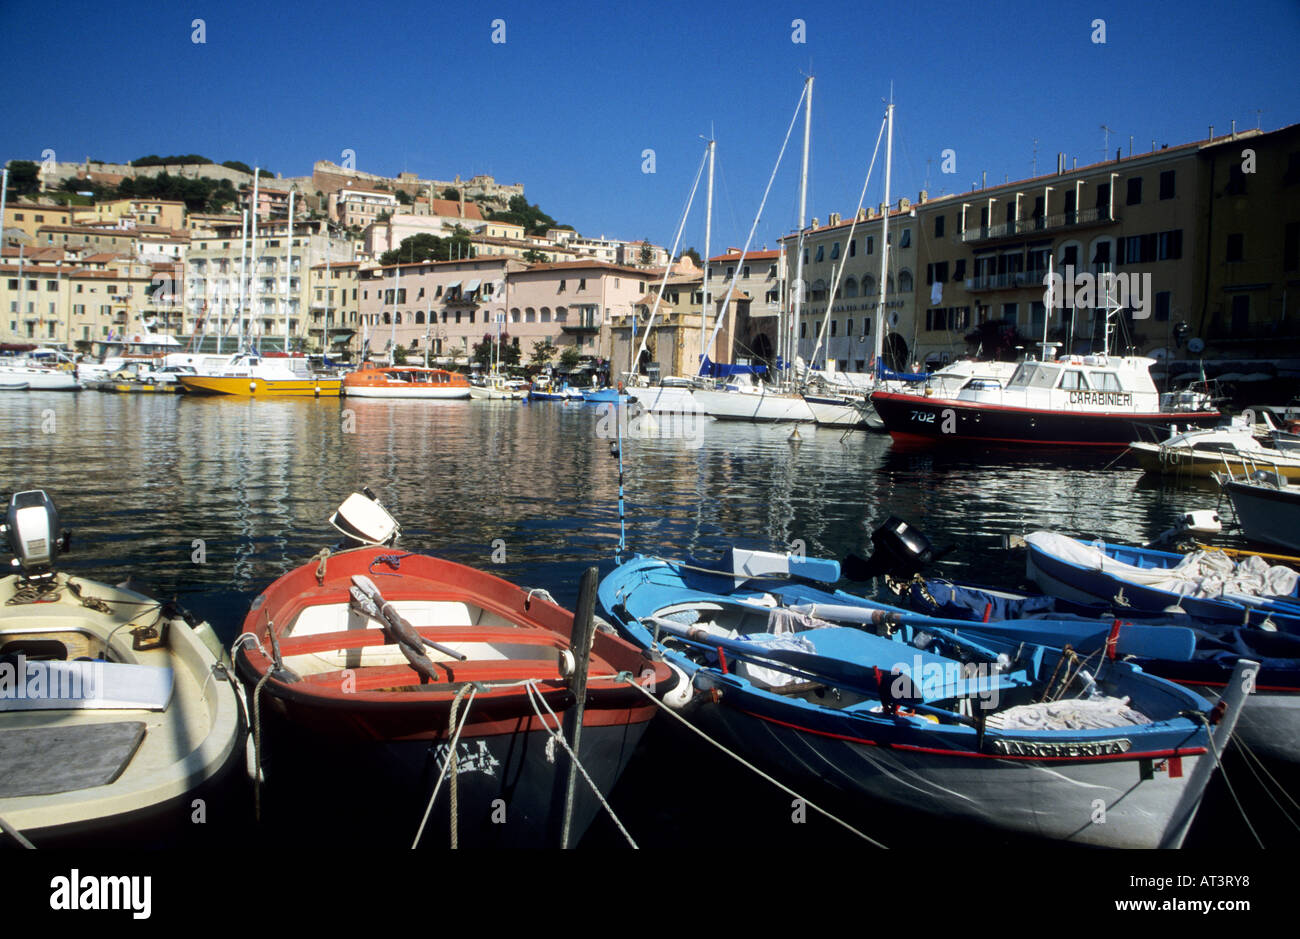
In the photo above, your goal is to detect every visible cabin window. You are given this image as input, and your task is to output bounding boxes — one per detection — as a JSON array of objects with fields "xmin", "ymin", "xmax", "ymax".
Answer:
[
  {"xmin": 1094, "ymin": 371, "xmax": 1123, "ymax": 391},
  {"xmin": 1057, "ymin": 370, "xmax": 1091, "ymax": 390}
]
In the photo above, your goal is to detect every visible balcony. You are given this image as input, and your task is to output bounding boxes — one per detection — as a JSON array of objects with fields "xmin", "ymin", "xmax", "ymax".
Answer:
[
  {"xmin": 560, "ymin": 315, "xmax": 600, "ymax": 334},
  {"xmin": 966, "ymin": 269, "xmax": 1051, "ymax": 292},
  {"xmin": 956, "ymin": 205, "xmax": 1117, "ymax": 245}
]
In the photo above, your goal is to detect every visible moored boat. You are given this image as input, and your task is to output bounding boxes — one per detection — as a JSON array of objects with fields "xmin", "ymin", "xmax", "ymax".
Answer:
[
  {"xmin": 1215, "ymin": 467, "xmax": 1300, "ymax": 553},
  {"xmin": 1132, "ymin": 421, "xmax": 1300, "ymax": 480},
  {"xmin": 1022, "ymin": 531, "xmax": 1300, "ymax": 632},
  {"xmin": 0, "ymin": 361, "xmax": 80, "ymax": 391},
  {"xmin": 0, "ymin": 490, "xmax": 243, "ymax": 846},
  {"xmin": 342, "ymin": 362, "xmax": 471, "ymax": 399},
  {"xmin": 179, "ymin": 352, "xmax": 341, "ymax": 397},
  {"xmin": 904, "ymin": 576, "xmax": 1300, "ymax": 764},
  {"xmin": 231, "ymin": 491, "xmax": 672, "ymax": 848},
  {"xmin": 872, "ymin": 352, "xmax": 1220, "ymax": 447},
  {"xmin": 598, "ymin": 547, "xmax": 1251, "ymax": 847}
]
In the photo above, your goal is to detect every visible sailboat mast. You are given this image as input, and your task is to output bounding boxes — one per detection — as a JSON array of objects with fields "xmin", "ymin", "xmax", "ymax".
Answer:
[
  {"xmin": 701, "ymin": 137, "xmax": 714, "ymax": 370},
  {"xmin": 790, "ymin": 75, "xmax": 813, "ymax": 386},
  {"xmin": 391, "ymin": 263, "xmax": 400, "ymax": 364},
  {"xmin": 284, "ymin": 189, "xmax": 294, "ymax": 351},
  {"xmin": 874, "ymin": 102, "xmax": 893, "ymax": 370},
  {"xmin": 238, "ymin": 209, "xmax": 248, "ymax": 351},
  {"xmin": 251, "ymin": 168, "xmax": 260, "ymax": 350}
]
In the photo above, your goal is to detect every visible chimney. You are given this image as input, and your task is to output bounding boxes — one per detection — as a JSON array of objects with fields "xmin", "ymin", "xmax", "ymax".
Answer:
[
  {"xmin": 898, "ymin": 196, "xmax": 911, "ymax": 211},
  {"xmin": 1209, "ymin": 124, "xmax": 1214, "ymax": 140},
  {"xmin": 811, "ymin": 217, "xmax": 819, "ymax": 228},
  {"xmin": 1115, "ymin": 147, "xmax": 1121, "ymax": 162},
  {"xmin": 1072, "ymin": 157, "xmax": 1077, "ymax": 170},
  {"xmin": 828, "ymin": 212, "xmax": 841, "ymax": 225},
  {"xmin": 918, "ymin": 189, "xmax": 928, "ymax": 203},
  {"xmin": 1057, "ymin": 152, "xmax": 1066, "ymax": 174},
  {"xmin": 1231, "ymin": 119, "xmax": 1236, "ymax": 139},
  {"xmin": 856, "ymin": 208, "xmax": 867, "ymax": 221},
  {"xmin": 981, "ymin": 170, "xmax": 987, "ymax": 189}
]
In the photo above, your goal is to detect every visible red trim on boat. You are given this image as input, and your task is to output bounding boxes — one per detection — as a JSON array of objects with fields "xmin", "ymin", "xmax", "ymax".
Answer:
[{"xmin": 872, "ymin": 391, "xmax": 1219, "ymax": 421}]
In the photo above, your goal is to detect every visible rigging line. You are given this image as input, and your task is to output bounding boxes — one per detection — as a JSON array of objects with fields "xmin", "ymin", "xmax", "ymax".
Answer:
[
  {"xmin": 1230, "ymin": 736, "xmax": 1300, "ymax": 832},
  {"xmin": 700, "ymin": 80, "xmax": 810, "ymax": 375},
  {"xmin": 805, "ymin": 108, "xmax": 887, "ymax": 376},
  {"xmin": 633, "ymin": 142, "xmax": 710, "ymax": 370}
]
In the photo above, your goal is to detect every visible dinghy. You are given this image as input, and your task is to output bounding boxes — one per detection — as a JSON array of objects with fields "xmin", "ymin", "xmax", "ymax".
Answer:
[
  {"xmin": 0, "ymin": 490, "xmax": 243, "ymax": 846},
  {"xmin": 232, "ymin": 491, "xmax": 672, "ymax": 848},
  {"xmin": 598, "ymin": 547, "xmax": 1253, "ymax": 847},
  {"xmin": 1022, "ymin": 531, "xmax": 1300, "ymax": 633},
  {"xmin": 904, "ymin": 577, "xmax": 1300, "ymax": 764}
]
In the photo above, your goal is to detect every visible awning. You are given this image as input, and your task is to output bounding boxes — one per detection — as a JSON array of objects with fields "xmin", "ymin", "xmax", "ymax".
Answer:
[
  {"xmin": 444, "ymin": 281, "xmax": 461, "ymax": 290},
  {"xmin": 464, "ymin": 279, "xmax": 481, "ymax": 292}
]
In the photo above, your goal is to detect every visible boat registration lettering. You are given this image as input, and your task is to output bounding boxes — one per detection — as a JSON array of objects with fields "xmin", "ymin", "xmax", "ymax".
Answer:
[
  {"xmin": 991, "ymin": 737, "xmax": 1132, "ymax": 758},
  {"xmin": 1069, "ymin": 390, "xmax": 1132, "ymax": 407},
  {"xmin": 431, "ymin": 739, "xmax": 501, "ymax": 777},
  {"xmin": 909, "ymin": 410, "xmax": 936, "ymax": 423}
]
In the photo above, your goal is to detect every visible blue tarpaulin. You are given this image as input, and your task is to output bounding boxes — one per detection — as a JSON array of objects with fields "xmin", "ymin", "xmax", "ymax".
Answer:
[{"xmin": 698, "ymin": 356, "xmax": 768, "ymax": 379}]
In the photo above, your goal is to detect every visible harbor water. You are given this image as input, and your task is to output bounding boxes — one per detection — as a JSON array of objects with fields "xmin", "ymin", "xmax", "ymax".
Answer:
[{"xmin": 2, "ymin": 390, "xmax": 1293, "ymax": 850}]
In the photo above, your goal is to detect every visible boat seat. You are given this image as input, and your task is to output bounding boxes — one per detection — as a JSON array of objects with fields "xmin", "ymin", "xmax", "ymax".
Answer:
[{"xmin": 0, "ymin": 721, "xmax": 146, "ymax": 797}]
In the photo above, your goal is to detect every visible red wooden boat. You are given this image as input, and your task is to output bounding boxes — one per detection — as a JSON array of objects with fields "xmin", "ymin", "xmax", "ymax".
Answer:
[{"xmin": 233, "ymin": 535, "xmax": 672, "ymax": 849}]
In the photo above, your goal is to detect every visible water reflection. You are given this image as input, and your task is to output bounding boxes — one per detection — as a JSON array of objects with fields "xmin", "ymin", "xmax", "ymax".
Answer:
[{"xmin": 0, "ymin": 393, "xmax": 1235, "ymax": 635}]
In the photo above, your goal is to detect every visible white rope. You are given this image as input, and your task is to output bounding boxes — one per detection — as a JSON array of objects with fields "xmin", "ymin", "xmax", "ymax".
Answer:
[
  {"xmin": 523, "ymin": 679, "xmax": 639, "ymax": 849},
  {"xmin": 1192, "ymin": 711, "xmax": 1264, "ymax": 848},
  {"xmin": 620, "ymin": 677, "xmax": 888, "ymax": 848},
  {"xmin": 411, "ymin": 684, "xmax": 478, "ymax": 849}
]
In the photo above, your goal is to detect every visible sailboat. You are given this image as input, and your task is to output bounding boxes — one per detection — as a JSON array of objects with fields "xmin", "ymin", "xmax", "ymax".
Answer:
[
  {"xmin": 469, "ymin": 313, "xmax": 525, "ymax": 400},
  {"xmin": 690, "ymin": 78, "xmax": 817, "ymax": 424}
]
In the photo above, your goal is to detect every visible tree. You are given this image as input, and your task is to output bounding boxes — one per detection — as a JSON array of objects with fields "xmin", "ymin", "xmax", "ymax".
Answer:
[
  {"xmin": 559, "ymin": 346, "xmax": 583, "ymax": 371},
  {"xmin": 639, "ymin": 241, "xmax": 655, "ymax": 266},
  {"xmin": 222, "ymin": 160, "xmax": 253, "ymax": 175},
  {"xmin": 392, "ymin": 344, "xmax": 408, "ymax": 365},
  {"xmin": 522, "ymin": 248, "xmax": 550, "ymax": 263},
  {"xmin": 441, "ymin": 187, "xmax": 461, "ymax": 201},
  {"xmin": 530, "ymin": 338, "xmax": 556, "ymax": 369},
  {"xmin": 486, "ymin": 194, "xmax": 559, "ymax": 236},
  {"xmin": 380, "ymin": 233, "xmax": 448, "ymax": 266},
  {"xmin": 395, "ymin": 189, "xmax": 412, "ymax": 205},
  {"xmin": 502, "ymin": 336, "xmax": 522, "ymax": 368},
  {"xmin": 6, "ymin": 160, "xmax": 41, "ymax": 196},
  {"xmin": 679, "ymin": 246, "xmax": 702, "ymax": 267},
  {"xmin": 471, "ymin": 331, "xmax": 515, "ymax": 369}
]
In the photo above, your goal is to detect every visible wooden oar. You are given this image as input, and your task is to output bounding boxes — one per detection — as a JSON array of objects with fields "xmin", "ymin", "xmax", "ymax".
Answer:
[{"xmin": 351, "ymin": 575, "xmax": 468, "ymax": 660}]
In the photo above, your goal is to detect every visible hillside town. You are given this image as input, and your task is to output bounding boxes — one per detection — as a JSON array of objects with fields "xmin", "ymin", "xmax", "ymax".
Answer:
[{"xmin": 3, "ymin": 119, "xmax": 1299, "ymax": 386}]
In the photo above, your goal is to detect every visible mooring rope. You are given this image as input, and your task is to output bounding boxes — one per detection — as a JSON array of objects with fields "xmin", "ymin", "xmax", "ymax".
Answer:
[
  {"xmin": 523, "ymin": 678, "xmax": 638, "ymax": 849},
  {"xmin": 0, "ymin": 814, "xmax": 35, "ymax": 849},
  {"xmin": 251, "ymin": 669, "xmax": 273, "ymax": 823},
  {"xmin": 1231, "ymin": 736, "xmax": 1300, "ymax": 831},
  {"xmin": 620, "ymin": 677, "xmax": 888, "ymax": 848},
  {"xmin": 411, "ymin": 683, "xmax": 478, "ymax": 849},
  {"xmin": 1190, "ymin": 711, "xmax": 1264, "ymax": 848}
]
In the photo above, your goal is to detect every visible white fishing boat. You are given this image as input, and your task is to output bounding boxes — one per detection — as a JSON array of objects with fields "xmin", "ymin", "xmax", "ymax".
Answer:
[
  {"xmin": 0, "ymin": 490, "xmax": 243, "ymax": 846},
  {"xmin": 468, "ymin": 373, "xmax": 527, "ymax": 400},
  {"xmin": 1215, "ymin": 466, "xmax": 1300, "ymax": 553},
  {"xmin": 1132, "ymin": 418, "xmax": 1300, "ymax": 479}
]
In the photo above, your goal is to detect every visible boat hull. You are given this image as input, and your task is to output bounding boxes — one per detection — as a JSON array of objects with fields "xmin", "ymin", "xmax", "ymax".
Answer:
[
  {"xmin": 803, "ymin": 394, "xmax": 867, "ymax": 427},
  {"xmin": 245, "ymin": 692, "xmax": 653, "ymax": 848},
  {"xmin": 1133, "ymin": 443, "xmax": 1300, "ymax": 480},
  {"xmin": 691, "ymin": 388, "xmax": 815, "ymax": 423},
  {"xmin": 343, "ymin": 385, "xmax": 470, "ymax": 399},
  {"xmin": 1220, "ymin": 480, "xmax": 1300, "ymax": 552},
  {"xmin": 179, "ymin": 375, "xmax": 342, "ymax": 397},
  {"xmin": 636, "ymin": 386, "xmax": 698, "ymax": 413},
  {"xmin": 688, "ymin": 691, "xmax": 1204, "ymax": 847},
  {"xmin": 872, "ymin": 391, "xmax": 1220, "ymax": 446}
]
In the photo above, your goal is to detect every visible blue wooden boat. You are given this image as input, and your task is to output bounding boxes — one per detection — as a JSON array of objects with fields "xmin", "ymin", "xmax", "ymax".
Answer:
[
  {"xmin": 598, "ymin": 548, "xmax": 1252, "ymax": 847},
  {"xmin": 582, "ymin": 387, "xmax": 626, "ymax": 404},
  {"xmin": 906, "ymin": 577, "xmax": 1300, "ymax": 764},
  {"xmin": 1023, "ymin": 531, "xmax": 1300, "ymax": 633}
]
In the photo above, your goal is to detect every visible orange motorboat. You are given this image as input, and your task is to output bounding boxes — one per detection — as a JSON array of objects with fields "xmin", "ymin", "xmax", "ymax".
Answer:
[{"xmin": 342, "ymin": 362, "xmax": 472, "ymax": 399}]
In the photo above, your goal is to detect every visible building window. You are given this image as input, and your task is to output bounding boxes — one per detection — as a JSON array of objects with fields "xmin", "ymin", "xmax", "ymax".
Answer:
[
  {"xmin": 934, "ymin": 215, "xmax": 945, "ymax": 238},
  {"xmin": 899, "ymin": 229, "xmax": 911, "ymax": 248},
  {"xmin": 830, "ymin": 319, "xmax": 838, "ymax": 337},
  {"xmin": 1159, "ymin": 170, "xmax": 1176, "ymax": 200},
  {"xmin": 1154, "ymin": 291, "xmax": 1171, "ymax": 322},
  {"xmin": 1231, "ymin": 294, "xmax": 1250, "ymax": 331},
  {"xmin": 830, "ymin": 243, "xmax": 840, "ymax": 260},
  {"xmin": 1126, "ymin": 177, "xmax": 1142, "ymax": 205},
  {"xmin": 1226, "ymin": 233, "xmax": 1244, "ymax": 262},
  {"xmin": 1226, "ymin": 164, "xmax": 1247, "ymax": 195},
  {"xmin": 865, "ymin": 236, "xmax": 874, "ymax": 255}
]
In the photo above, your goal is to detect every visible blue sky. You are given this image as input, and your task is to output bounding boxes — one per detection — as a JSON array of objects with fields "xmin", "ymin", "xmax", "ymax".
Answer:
[{"xmin": 2, "ymin": 0, "xmax": 1296, "ymax": 254}]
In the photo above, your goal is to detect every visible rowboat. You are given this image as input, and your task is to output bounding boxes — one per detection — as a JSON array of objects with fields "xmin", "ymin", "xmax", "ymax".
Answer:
[
  {"xmin": 598, "ymin": 547, "xmax": 1250, "ymax": 847},
  {"xmin": 0, "ymin": 490, "xmax": 243, "ymax": 847},
  {"xmin": 1131, "ymin": 423, "xmax": 1300, "ymax": 480},
  {"xmin": 904, "ymin": 577, "xmax": 1300, "ymax": 764},
  {"xmin": 231, "ymin": 492, "xmax": 672, "ymax": 848},
  {"xmin": 342, "ymin": 362, "xmax": 471, "ymax": 399},
  {"xmin": 1022, "ymin": 531, "xmax": 1300, "ymax": 633}
]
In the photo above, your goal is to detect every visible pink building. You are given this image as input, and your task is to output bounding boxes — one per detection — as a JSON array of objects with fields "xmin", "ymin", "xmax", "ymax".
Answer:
[{"xmin": 503, "ymin": 261, "xmax": 654, "ymax": 361}]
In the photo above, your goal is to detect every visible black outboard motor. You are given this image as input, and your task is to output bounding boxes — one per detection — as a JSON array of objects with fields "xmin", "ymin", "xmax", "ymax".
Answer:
[
  {"xmin": 1, "ymin": 490, "xmax": 72, "ymax": 583},
  {"xmin": 843, "ymin": 516, "xmax": 940, "ymax": 582}
]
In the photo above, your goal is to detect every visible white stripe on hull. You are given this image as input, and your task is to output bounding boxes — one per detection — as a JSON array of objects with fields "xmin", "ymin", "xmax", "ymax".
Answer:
[
  {"xmin": 637, "ymin": 386, "xmax": 698, "ymax": 414},
  {"xmin": 343, "ymin": 386, "xmax": 471, "ymax": 399}
]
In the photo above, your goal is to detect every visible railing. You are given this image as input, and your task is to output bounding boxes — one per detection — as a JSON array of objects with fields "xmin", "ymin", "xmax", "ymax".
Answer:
[
  {"xmin": 957, "ymin": 205, "xmax": 1116, "ymax": 244},
  {"xmin": 966, "ymin": 269, "xmax": 1051, "ymax": 291}
]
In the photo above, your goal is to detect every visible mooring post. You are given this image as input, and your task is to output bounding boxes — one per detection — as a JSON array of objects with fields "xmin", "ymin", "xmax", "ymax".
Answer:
[{"xmin": 560, "ymin": 566, "xmax": 600, "ymax": 849}]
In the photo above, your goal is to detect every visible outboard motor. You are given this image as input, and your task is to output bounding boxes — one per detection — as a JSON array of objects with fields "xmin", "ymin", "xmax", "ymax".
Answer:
[
  {"xmin": 843, "ymin": 516, "xmax": 940, "ymax": 582},
  {"xmin": 328, "ymin": 487, "xmax": 400, "ymax": 548},
  {"xmin": 1, "ymin": 490, "xmax": 72, "ymax": 582}
]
